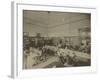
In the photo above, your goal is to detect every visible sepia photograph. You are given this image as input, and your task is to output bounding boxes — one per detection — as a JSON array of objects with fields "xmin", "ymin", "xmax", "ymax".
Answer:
[{"xmin": 23, "ymin": 10, "xmax": 91, "ymax": 69}]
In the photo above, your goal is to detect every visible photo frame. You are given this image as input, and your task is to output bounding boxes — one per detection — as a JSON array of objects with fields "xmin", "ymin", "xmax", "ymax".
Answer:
[{"xmin": 11, "ymin": 1, "xmax": 97, "ymax": 78}]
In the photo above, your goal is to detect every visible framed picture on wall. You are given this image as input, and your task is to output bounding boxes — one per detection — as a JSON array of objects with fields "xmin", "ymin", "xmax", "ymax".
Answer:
[{"xmin": 11, "ymin": 1, "xmax": 97, "ymax": 78}]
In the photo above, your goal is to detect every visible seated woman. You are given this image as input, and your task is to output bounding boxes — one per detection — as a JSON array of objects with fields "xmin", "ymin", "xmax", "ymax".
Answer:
[
  {"xmin": 33, "ymin": 47, "xmax": 42, "ymax": 65},
  {"xmin": 23, "ymin": 47, "xmax": 29, "ymax": 69}
]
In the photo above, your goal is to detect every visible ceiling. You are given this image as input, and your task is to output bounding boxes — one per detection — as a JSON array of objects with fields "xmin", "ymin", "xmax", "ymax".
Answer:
[{"xmin": 23, "ymin": 10, "xmax": 90, "ymax": 28}]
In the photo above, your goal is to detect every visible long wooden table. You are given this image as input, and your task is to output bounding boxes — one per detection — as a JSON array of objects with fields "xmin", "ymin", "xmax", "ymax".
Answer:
[{"xmin": 44, "ymin": 45, "xmax": 90, "ymax": 60}]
